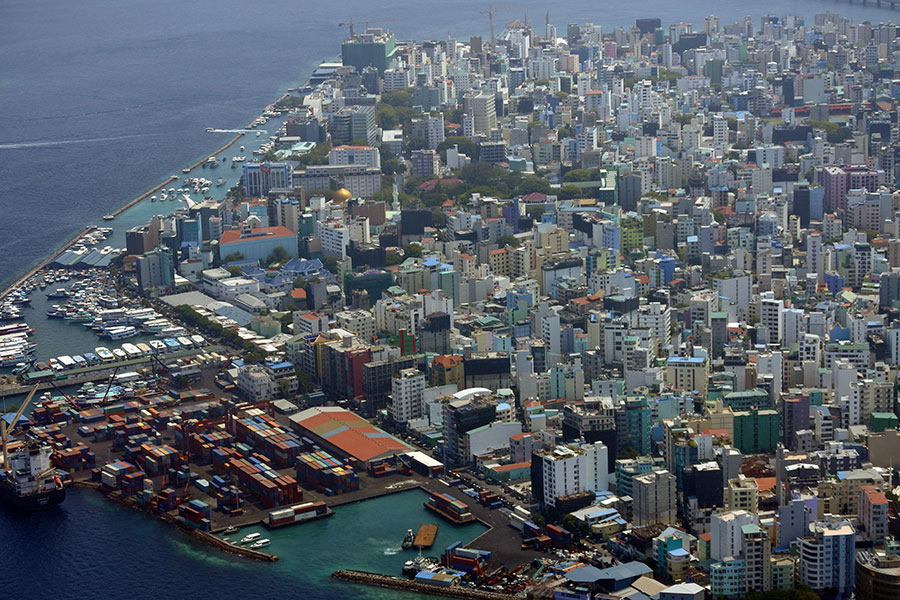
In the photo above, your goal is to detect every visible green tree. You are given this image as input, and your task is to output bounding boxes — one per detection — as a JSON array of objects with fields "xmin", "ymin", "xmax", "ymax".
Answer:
[
  {"xmin": 226, "ymin": 266, "xmax": 243, "ymax": 277},
  {"xmin": 497, "ymin": 235, "xmax": 520, "ymax": 248},
  {"xmin": 404, "ymin": 243, "xmax": 423, "ymax": 258},
  {"xmin": 321, "ymin": 256, "xmax": 340, "ymax": 274},
  {"xmin": 277, "ymin": 378, "xmax": 292, "ymax": 398},
  {"xmin": 617, "ymin": 446, "xmax": 640, "ymax": 460},
  {"xmin": 380, "ymin": 89, "xmax": 413, "ymax": 107},
  {"xmin": 431, "ymin": 208, "xmax": 447, "ymax": 228},
  {"xmin": 558, "ymin": 184, "xmax": 583, "ymax": 200},
  {"xmin": 222, "ymin": 252, "xmax": 244, "ymax": 263},
  {"xmin": 562, "ymin": 169, "xmax": 592, "ymax": 183},
  {"xmin": 437, "ymin": 137, "xmax": 477, "ymax": 163},
  {"xmin": 382, "ymin": 157, "xmax": 406, "ymax": 175},
  {"xmin": 266, "ymin": 246, "xmax": 290, "ymax": 267}
]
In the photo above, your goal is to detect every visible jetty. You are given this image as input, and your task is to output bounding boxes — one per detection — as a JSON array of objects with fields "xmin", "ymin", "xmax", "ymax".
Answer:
[
  {"xmin": 332, "ymin": 570, "xmax": 518, "ymax": 600},
  {"xmin": 414, "ymin": 523, "xmax": 439, "ymax": 548}
]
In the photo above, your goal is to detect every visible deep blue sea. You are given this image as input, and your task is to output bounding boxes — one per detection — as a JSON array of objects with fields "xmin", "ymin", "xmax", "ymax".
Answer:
[{"xmin": 3, "ymin": 0, "xmax": 900, "ymax": 597}]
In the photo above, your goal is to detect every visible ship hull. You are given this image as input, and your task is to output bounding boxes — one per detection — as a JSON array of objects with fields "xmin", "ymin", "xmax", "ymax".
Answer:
[{"xmin": 0, "ymin": 484, "xmax": 66, "ymax": 511}]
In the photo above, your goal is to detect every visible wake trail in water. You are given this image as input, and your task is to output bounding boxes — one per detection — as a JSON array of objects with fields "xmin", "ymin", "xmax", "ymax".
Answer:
[{"xmin": 0, "ymin": 133, "xmax": 152, "ymax": 150}]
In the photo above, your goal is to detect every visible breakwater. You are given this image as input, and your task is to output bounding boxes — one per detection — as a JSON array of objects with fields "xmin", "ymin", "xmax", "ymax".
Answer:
[
  {"xmin": 332, "ymin": 570, "xmax": 520, "ymax": 600},
  {"xmin": 72, "ymin": 481, "xmax": 277, "ymax": 562}
]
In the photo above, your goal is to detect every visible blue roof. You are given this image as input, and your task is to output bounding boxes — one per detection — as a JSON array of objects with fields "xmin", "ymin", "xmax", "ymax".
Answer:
[
  {"xmin": 593, "ymin": 561, "xmax": 653, "ymax": 582},
  {"xmin": 565, "ymin": 565, "xmax": 605, "ymax": 583},
  {"xmin": 666, "ymin": 356, "xmax": 705, "ymax": 364}
]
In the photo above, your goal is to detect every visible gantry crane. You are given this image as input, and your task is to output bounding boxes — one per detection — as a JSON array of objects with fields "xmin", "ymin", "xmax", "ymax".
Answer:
[{"xmin": 479, "ymin": 5, "xmax": 526, "ymax": 50}]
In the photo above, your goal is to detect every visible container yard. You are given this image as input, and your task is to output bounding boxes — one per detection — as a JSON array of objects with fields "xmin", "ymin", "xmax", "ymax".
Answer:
[{"xmin": 425, "ymin": 492, "xmax": 477, "ymax": 525}]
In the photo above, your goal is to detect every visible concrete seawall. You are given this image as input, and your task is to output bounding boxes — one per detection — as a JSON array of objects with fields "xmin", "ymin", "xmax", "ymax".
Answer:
[
  {"xmin": 72, "ymin": 481, "xmax": 277, "ymax": 562},
  {"xmin": 332, "ymin": 570, "xmax": 520, "ymax": 600}
]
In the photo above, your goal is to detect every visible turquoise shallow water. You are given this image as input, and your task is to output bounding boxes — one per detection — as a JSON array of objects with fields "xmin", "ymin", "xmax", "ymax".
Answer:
[{"xmin": 0, "ymin": 487, "xmax": 486, "ymax": 600}]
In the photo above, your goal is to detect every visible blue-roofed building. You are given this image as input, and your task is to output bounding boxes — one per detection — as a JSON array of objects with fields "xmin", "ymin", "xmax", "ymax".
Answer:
[{"xmin": 591, "ymin": 562, "xmax": 653, "ymax": 593}]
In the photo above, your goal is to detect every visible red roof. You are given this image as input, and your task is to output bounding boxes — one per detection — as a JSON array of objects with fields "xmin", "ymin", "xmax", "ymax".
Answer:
[
  {"xmin": 290, "ymin": 289, "xmax": 307, "ymax": 299},
  {"xmin": 492, "ymin": 461, "xmax": 531, "ymax": 472},
  {"xmin": 292, "ymin": 407, "xmax": 411, "ymax": 463},
  {"xmin": 432, "ymin": 354, "xmax": 463, "ymax": 368},
  {"xmin": 755, "ymin": 477, "xmax": 776, "ymax": 492},
  {"xmin": 220, "ymin": 226, "xmax": 296, "ymax": 245}
]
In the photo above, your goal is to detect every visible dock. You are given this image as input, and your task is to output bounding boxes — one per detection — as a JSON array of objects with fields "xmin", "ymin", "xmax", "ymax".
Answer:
[
  {"xmin": 414, "ymin": 523, "xmax": 438, "ymax": 548},
  {"xmin": 332, "ymin": 570, "xmax": 518, "ymax": 600}
]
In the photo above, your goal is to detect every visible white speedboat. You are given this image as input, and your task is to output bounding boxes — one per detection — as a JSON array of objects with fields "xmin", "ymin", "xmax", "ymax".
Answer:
[
  {"xmin": 240, "ymin": 533, "xmax": 261, "ymax": 544},
  {"xmin": 250, "ymin": 539, "xmax": 270, "ymax": 549}
]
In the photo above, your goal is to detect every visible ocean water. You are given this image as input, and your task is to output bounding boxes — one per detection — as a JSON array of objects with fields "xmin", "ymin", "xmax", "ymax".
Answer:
[
  {"xmin": 4, "ymin": 0, "xmax": 900, "ymax": 596},
  {"xmin": 0, "ymin": 487, "xmax": 486, "ymax": 600}
]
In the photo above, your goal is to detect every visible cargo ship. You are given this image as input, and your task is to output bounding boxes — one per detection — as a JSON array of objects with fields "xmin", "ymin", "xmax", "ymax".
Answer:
[
  {"xmin": 0, "ymin": 385, "xmax": 67, "ymax": 511},
  {"xmin": 424, "ymin": 492, "xmax": 475, "ymax": 524},
  {"xmin": 0, "ymin": 442, "xmax": 66, "ymax": 511}
]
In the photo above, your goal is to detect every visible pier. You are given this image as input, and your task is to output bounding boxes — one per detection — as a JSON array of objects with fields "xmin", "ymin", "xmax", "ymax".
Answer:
[
  {"xmin": 0, "ymin": 345, "xmax": 225, "ymax": 398},
  {"xmin": 332, "ymin": 570, "xmax": 518, "ymax": 600}
]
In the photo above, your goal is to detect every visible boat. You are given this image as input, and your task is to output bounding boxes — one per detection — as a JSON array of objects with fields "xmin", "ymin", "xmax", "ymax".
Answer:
[
  {"xmin": 224, "ymin": 525, "xmax": 240, "ymax": 535},
  {"xmin": 216, "ymin": 177, "xmax": 225, "ymax": 186},
  {"xmin": 104, "ymin": 326, "xmax": 138, "ymax": 340},
  {"xmin": 159, "ymin": 326, "xmax": 186, "ymax": 337},
  {"xmin": 182, "ymin": 168, "xmax": 191, "ymax": 173},
  {"xmin": 402, "ymin": 528, "xmax": 415, "ymax": 550},
  {"xmin": 95, "ymin": 347, "xmax": 115, "ymax": 362},
  {"xmin": 240, "ymin": 533, "xmax": 261, "ymax": 544},
  {"xmin": 112, "ymin": 348, "xmax": 127, "ymax": 361},
  {"xmin": 163, "ymin": 338, "xmax": 180, "ymax": 351},
  {"xmin": 102, "ymin": 214, "xmax": 115, "ymax": 221},
  {"xmin": 403, "ymin": 554, "xmax": 440, "ymax": 575},
  {"xmin": 57, "ymin": 356, "xmax": 76, "ymax": 369},
  {"xmin": 249, "ymin": 539, "xmax": 270, "ymax": 549},
  {"xmin": 240, "ymin": 145, "xmax": 245, "ymax": 151},
  {"xmin": 136, "ymin": 343, "xmax": 152, "ymax": 356},
  {"xmin": 150, "ymin": 195, "xmax": 157, "ymax": 202},
  {"xmin": 176, "ymin": 336, "xmax": 193, "ymax": 349},
  {"xmin": 121, "ymin": 343, "xmax": 142, "ymax": 359},
  {"xmin": 256, "ymin": 131, "xmax": 261, "ymax": 137},
  {"xmin": 149, "ymin": 340, "xmax": 167, "ymax": 354},
  {"xmin": 46, "ymin": 289, "xmax": 71, "ymax": 299},
  {"xmin": 190, "ymin": 334, "xmax": 206, "ymax": 347},
  {"xmin": 0, "ymin": 442, "xmax": 66, "ymax": 511}
]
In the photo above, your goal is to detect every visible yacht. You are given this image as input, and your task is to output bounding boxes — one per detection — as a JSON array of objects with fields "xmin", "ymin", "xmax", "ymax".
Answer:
[
  {"xmin": 250, "ymin": 539, "xmax": 271, "ymax": 549},
  {"xmin": 95, "ymin": 347, "xmax": 115, "ymax": 362},
  {"xmin": 240, "ymin": 533, "xmax": 261, "ymax": 544}
]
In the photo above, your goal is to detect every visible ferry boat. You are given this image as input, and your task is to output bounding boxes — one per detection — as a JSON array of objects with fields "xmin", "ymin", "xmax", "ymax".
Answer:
[
  {"xmin": 249, "ymin": 539, "xmax": 271, "ymax": 549},
  {"xmin": 159, "ymin": 326, "xmax": 186, "ymax": 337},
  {"xmin": 149, "ymin": 340, "xmax": 167, "ymax": 354},
  {"xmin": 0, "ymin": 323, "xmax": 33, "ymax": 337},
  {"xmin": 176, "ymin": 336, "xmax": 193, "ymax": 349},
  {"xmin": 103, "ymin": 326, "xmax": 138, "ymax": 340},
  {"xmin": 191, "ymin": 334, "xmax": 206, "ymax": 347},
  {"xmin": 112, "ymin": 348, "xmax": 127, "ymax": 361},
  {"xmin": 0, "ymin": 441, "xmax": 66, "ymax": 511},
  {"xmin": 163, "ymin": 338, "xmax": 180, "ymax": 351},
  {"xmin": 136, "ymin": 343, "xmax": 151, "ymax": 356},
  {"xmin": 57, "ymin": 356, "xmax": 76, "ymax": 369}
]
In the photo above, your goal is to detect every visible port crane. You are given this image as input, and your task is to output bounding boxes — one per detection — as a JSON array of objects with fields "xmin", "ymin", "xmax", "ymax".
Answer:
[
  {"xmin": 0, "ymin": 385, "xmax": 39, "ymax": 470},
  {"xmin": 479, "ymin": 5, "xmax": 527, "ymax": 50},
  {"xmin": 338, "ymin": 17, "xmax": 405, "ymax": 38}
]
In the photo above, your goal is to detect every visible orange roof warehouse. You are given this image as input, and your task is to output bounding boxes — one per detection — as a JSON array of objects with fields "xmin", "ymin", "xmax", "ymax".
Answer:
[{"xmin": 289, "ymin": 406, "xmax": 413, "ymax": 467}]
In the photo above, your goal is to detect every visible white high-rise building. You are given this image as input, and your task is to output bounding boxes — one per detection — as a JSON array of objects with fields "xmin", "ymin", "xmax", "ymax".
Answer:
[
  {"xmin": 536, "ymin": 442, "xmax": 609, "ymax": 508},
  {"xmin": 638, "ymin": 302, "xmax": 672, "ymax": 351},
  {"xmin": 467, "ymin": 91, "xmax": 497, "ymax": 135},
  {"xmin": 710, "ymin": 510, "xmax": 758, "ymax": 561},
  {"xmin": 390, "ymin": 368, "xmax": 425, "ymax": 424},
  {"xmin": 713, "ymin": 116, "xmax": 729, "ymax": 158},
  {"xmin": 426, "ymin": 114, "xmax": 446, "ymax": 149},
  {"xmin": 759, "ymin": 292, "xmax": 784, "ymax": 345},
  {"xmin": 796, "ymin": 516, "xmax": 856, "ymax": 598}
]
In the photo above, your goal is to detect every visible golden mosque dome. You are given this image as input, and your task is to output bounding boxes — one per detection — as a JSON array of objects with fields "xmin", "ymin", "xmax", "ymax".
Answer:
[{"xmin": 333, "ymin": 188, "xmax": 352, "ymax": 204}]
